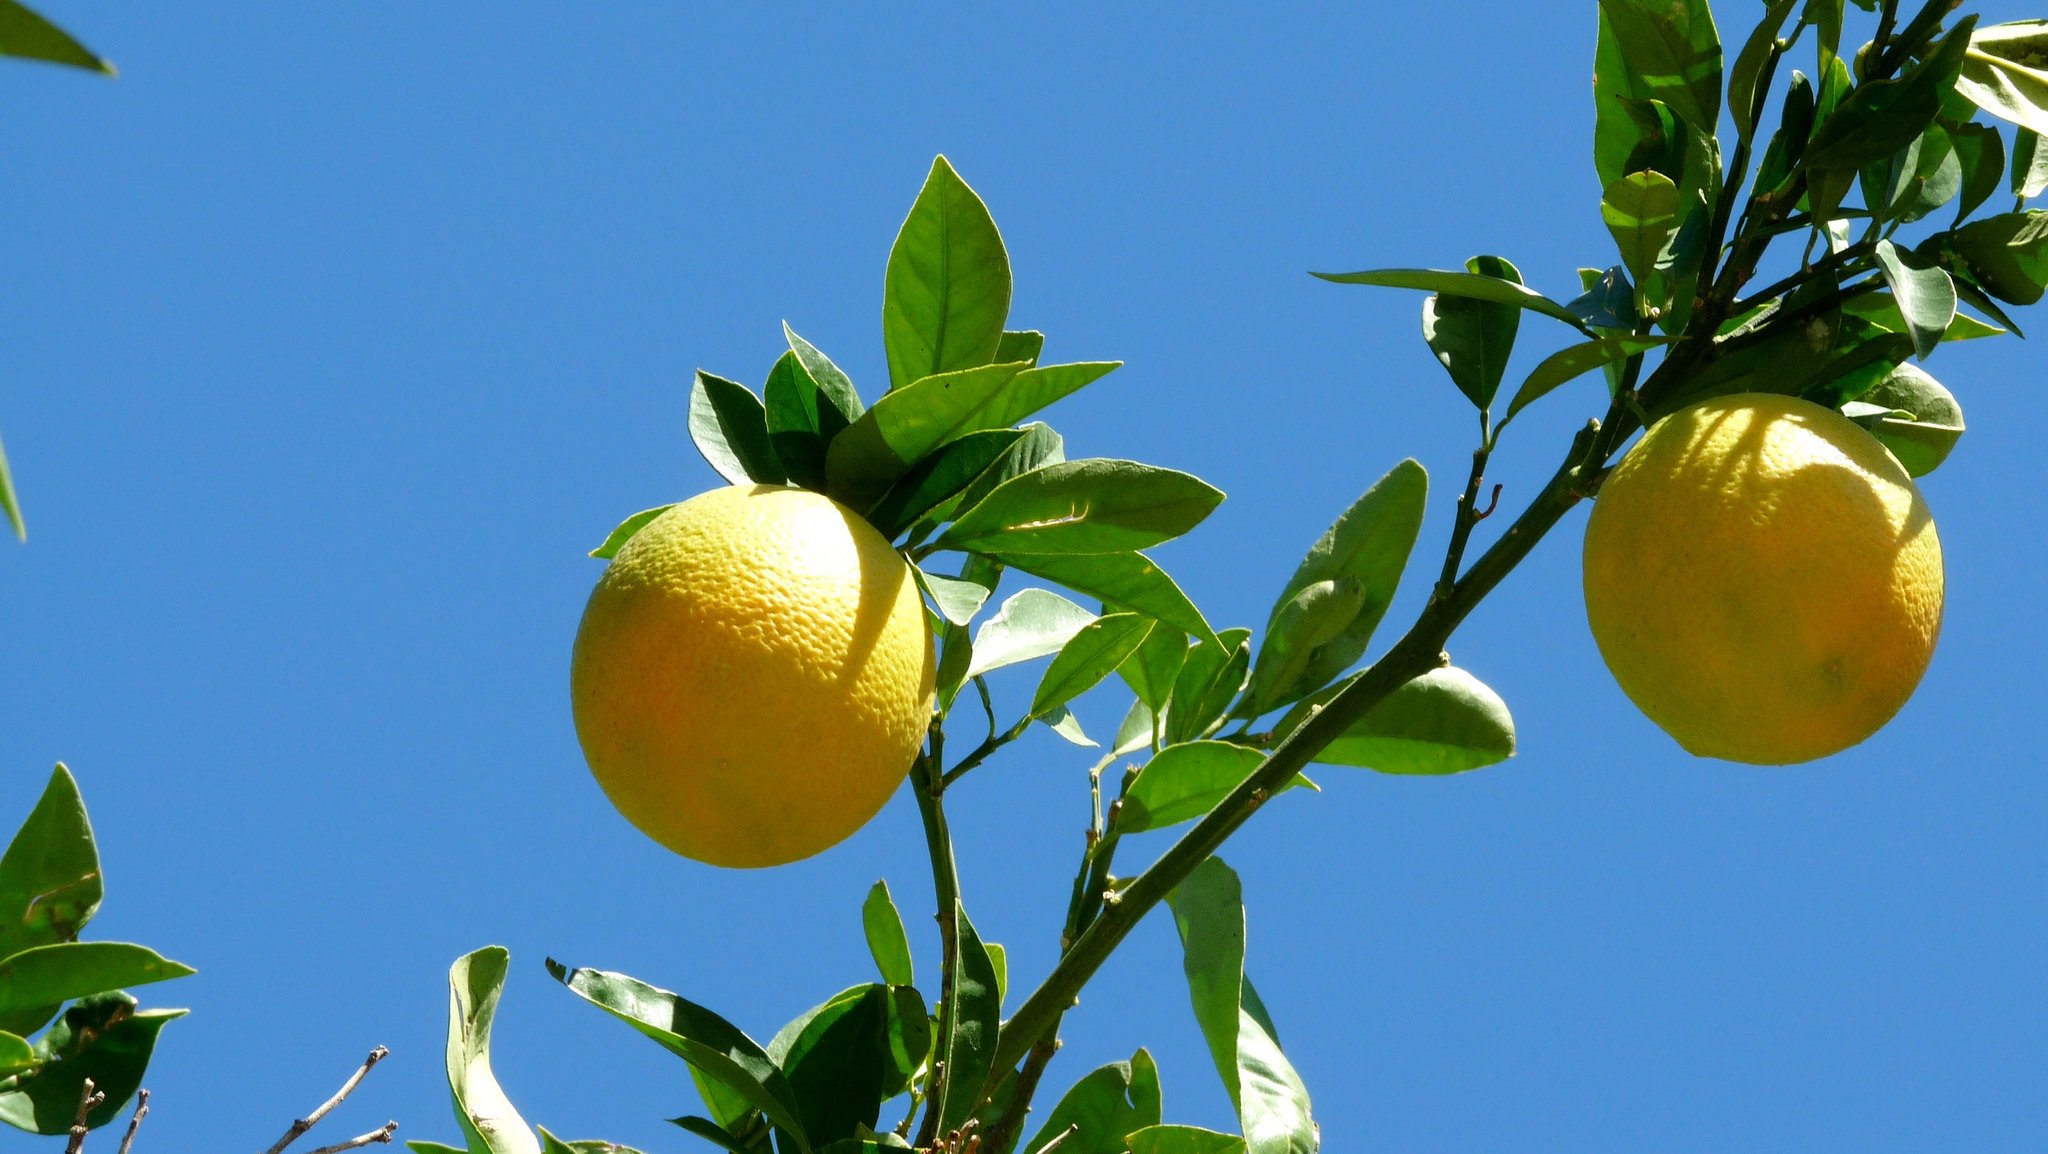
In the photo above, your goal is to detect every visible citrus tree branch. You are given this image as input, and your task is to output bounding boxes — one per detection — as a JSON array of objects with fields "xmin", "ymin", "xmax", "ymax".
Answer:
[{"xmin": 911, "ymin": 743, "xmax": 964, "ymax": 1151}]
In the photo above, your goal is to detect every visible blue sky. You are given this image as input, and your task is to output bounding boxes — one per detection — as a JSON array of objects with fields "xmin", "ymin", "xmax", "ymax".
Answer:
[{"xmin": 0, "ymin": 3, "xmax": 2044, "ymax": 1152}]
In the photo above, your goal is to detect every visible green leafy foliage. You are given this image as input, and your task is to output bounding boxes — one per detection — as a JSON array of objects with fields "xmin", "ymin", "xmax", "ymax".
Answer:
[
  {"xmin": 1846, "ymin": 362, "xmax": 1967, "ymax": 475},
  {"xmin": 0, "ymin": 1, "xmax": 109, "ymax": 74},
  {"xmin": 1420, "ymin": 255, "xmax": 1524, "ymax": 410},
  {"xmin": 1125, "ymin": 1126, "xmax": 1246, "ymax": 1154},
  {"xmin": 1020, "ymin": 1050, "xmax": 1161, "ymax": 1154},
  {"xmin": 1500, "ymin": 335, "xmax": 1669, "ymax": 428},
  {"xmin": 1282, "ymin": 667, "xmax": 1516, "ymax": 776},
  {"xmin": 0, "ymin": 431, "xmax": 20, "ymax": 542},
  {"xmin": 1033, "ymin": 614, "xmax": 1154, "ymax": 719},
  {"xmin": 1163, "ymin": 630, "xmax": 1252, "ymax": 746},
  {"xmin": 1955, "ymin": 19, "xmax": 2048, "ymax": 136},
  {"xmin": 1602, "ymin": 171, "xmax": 1682, "ymax": 287},
  {"xmin": 0, "ymin": 766, "xmax": 101, "ymax": 956},
  {"xmin": 446, "ymin": 948, "xmax": 544, "ymax": 1154},
  {"xmin": 933, "ymin": 906, "xmax": 1001, "ymax": 1137},
  {"xmin": 885, "ymin": 157, "xmax": 1012, "ymax": 391},
  {"xmin": 1934, "ymin": 210, "xmax": 2048, "ymax": 303},
  {"xmin": 769, "ymin": 985, "xmax": 930, "ymax": 1146},
  {"xmin": 588, "ymin": 506, "xmax": 674, "ymax": 560},
  {"xmin": 690, "ymin": 371, "xmax": 784, "ymax": 486},
  {"xmin": 1118, "ymin": 743, "xmax": 1310, "ymax": 835},
  {"xmin": 939, "ymin": 460, "xmax": 1224, "ymax": 556},
  {"xmin": 861, "ymin": 882, "xmax": 914, "ymax": 988},
  {"xmin": 1311, "ymin": 268, "xmax": 1587, "ymax": 330},
  {"xmin": 1873, "ymin": 240, "xmax": 1958, "ymax": 359},
  {"xmin": 966, "ymin": 589, "xmax": 1098, "ymax": 680},
  {"xmin": 0, "ymin": 993, "xmax": 182, "ymax": 1135},
  {"xmin": 994, "ymin": 551, "xmax": 1216, "ymax": 648}
]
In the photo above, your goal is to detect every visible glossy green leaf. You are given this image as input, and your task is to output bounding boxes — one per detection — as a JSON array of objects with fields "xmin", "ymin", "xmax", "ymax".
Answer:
[
  {"xmin": 1867, "ymin": 124, "xmax": 1962, "ymax": 225},
  {"xmin": 765, "ymin": 350, "xmax": 850, "ymax": 492},
  {"xmin": 884, "ymin": 157, "xmax": 1011, "ymax": 390},
  {"xmin": 0, "ymin": 765, "xmax": 100, "ymax": 957},
  {"xmin": 1297, "ymin": 667, "xmax": 1516, "ymax": 775},
  {"xmin": 1421, "ymin": 255, "xmax": 1523, "ymax": 411},
  {"xmin": 1842, "ymin": 293, "xmax": 2004, "ymax": 341},
  {"xmin": 440, "ymin": 947, "xmax": 542, "ymax": 1154},
  {"xmin": 934, "ymin": 555, "xmax": 1003, "ymax": 714},
  {"xmin": 997, "ymin": 550, "xmax": 1215, "ymax": 649},
  {"xmin": 1248, "ymin": 577, "xmax": 1365, "ymax": 713},
  {"xmin": 965, "ymin": 589, "xmax": 1097, "ymax": 680},
  {"xmin": 984, "ymin": 942, "xmax": 1008, "ymax": 1010},
  {"xmin": 1043, "ymin": 707, "xmax": 1096, "ymax": 748},
  {"xmin": 1955, "ymin": 20, "xmax": 2048, "ymax": 136},
  {"xmin": 0, "ymin": 429, "xmax": 19, "ymax": 542},
  {"xmin": 0, "ymin": 993, "xmax": 180, "ymax": 1135},
  {"xmin": 867, "ymin": 428, "xmax": 1024, "ymax": 539},
  {"xmin": 1845, "ymin": 362, "xmax": 1966, "ymax": 476},
  {"xmin": 0, "ymin": 1, "xmax": 109, "ymax": 74},
  {"xmin": 1807, "ymin": 18, "xmax": 1974, "ymax": 170},
  {"xmin": 1602, "ymin": 171, "xmax": 1681, "ymax": 287},
  {"xmin": 941, "ymin": 460, "xmax": 1225, "ymax": 556},
  {"xmin": 995, "ymin": 330, "xmax": 1044, "ymax": 366},
  {"xmin": 1119, "ymin": 621, "xmax": 1189, "ymax": 714},
  {"xmin": 690, "ymin": 371, "xmax": 785, "ymax": 486},
  {"xmin": 1312, "ymin": 268, "xmax": 1588, "ymax": 330},
  {"xmin": 1125, "ymin": 1126, "xmax": 1246, "ymax": 1154},
  {"xmin": 934, "ymin": 423, "xmax": 1066, "ymax": 531},
  {"xmin": 1659, "ymin": 308, "xmax": 1912, "ymax": 415},
  {"xmin": 1597, "ymin": 0, "xmax": 1721, "ymax": 136},
  {"xmin": 1033, "ymin": 613, "xmax": 1153, "ymax": 718},
  {"xmin": 1942, "ymin": 209, "xmax": 2048, "ymax": 304},
  {"xmin": 1873, "ymin": 240, "xmax": 1957, "ymax": 360},
  {"xmin": 1949, "ymin": 122, "xmax": 2009, "ymax": 223},
  {"xmin": 785, "ymin": 324, "xmax": 864, "ymax": 424},
  {"xmin": 410, "ymin": 1143, "xmax": 471, "ymax": 1154},
  {"xmin": 0, "ymin": 1033, "xmax": 31, "ymax": 1078},
  {"xmin": 1253, "ymin": 459, "xmax": 1426, "ymax": 711},
  {"xmin": 1166, "ymin": 859, "xmax": 1315, "ymax": 1154},
  {"xmin": 914, "ymin": 566, "xmax": 994, "ymax": 628},
  {"xmin": 537, "ymin": 1129, "xmax": 649, "ymax": 1154},
  {"xmin": 547, "ymin": 961, "xmax": 809, "ymax": 1148},
  {"xmin": 1020, "ymin": 1050, "xmax": 1162, "ymax": 1154},
  {"xmin": 0, "ymin": 942, "xmax": 192, "ymax": 1036},
  {"xmin": 861, "ymin": 881, "xmax": 913, "ymax": 988},
  {"xmin": 668, "ymin": 1115, "xmax": 763, "ymax": 1154},
  {"xmin": 766, "ymin": 986, "xmax": 902, "ymax": 1145},
  {"xmin": 589, "ymin": 506, "xmax": 675, "ymax": 560},
  {"xmin": 826, "ymin": 362, "xmax": 1031, "ymax": 508},
  {"xmin": 1165, "ymin": 629, "xmax": 1252, "ymax": 746},
  {"xmin": 1499, "ymin": 335, "xmax": 1670, "ymax": 428},
  {"xmin": 2015, "ymin": 128, "xmax": 2048, "ymax": 200},
  {"xmin": 1730, "ymin": 0, "xmax": 1801, "ymax": 139},
  {"xmin": 1120, "ymin": 742, "xmax": 1270, "ymax": 834},
  {"xmin": 934, "ymin": 905, "xmax": 1001, "ymax": 1136}
]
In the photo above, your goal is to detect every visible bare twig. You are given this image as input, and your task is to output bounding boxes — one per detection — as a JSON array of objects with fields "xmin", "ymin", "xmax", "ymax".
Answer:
[
  {"xmin": 115, "ymin": 1090, "xmax": 150, "ymax": 1154},
  {"xmin": 67, "ymin": 1079, "xmax": 106, "ymax": 1154},
  {"xmin": 264, "ymin": 1046, "xmax": 391, "ymax": 1154},
  {"xmin": 301, "ymin": 1122, "xmax": 398, "ymax": 1154}
]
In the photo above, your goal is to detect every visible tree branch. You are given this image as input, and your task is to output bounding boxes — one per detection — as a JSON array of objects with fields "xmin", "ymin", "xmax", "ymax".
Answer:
[
  {"xmin": 66, "ymin": 1079, "xmax": 105, "ymax": 1154},
  {"xmin": 263, "ymin": 1046, "xmax": 391, "ymax": 1154},
  {"xmin": 115, "ymin": 1090, "xmax": 149, "ymax": 1154},
  {"xmin": 301, "ymin": 1123, "xmax": 398, "ymax": 1154}
]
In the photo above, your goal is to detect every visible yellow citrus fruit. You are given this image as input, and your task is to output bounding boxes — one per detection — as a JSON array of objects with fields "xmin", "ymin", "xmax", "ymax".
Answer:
[
  {"xmin": 571, "ymin": 484, "xmax": 936, "ymax": 867},
  {"xmin": 1582, "ymin": 392, "xmax": 1943, "ymax": 764}
]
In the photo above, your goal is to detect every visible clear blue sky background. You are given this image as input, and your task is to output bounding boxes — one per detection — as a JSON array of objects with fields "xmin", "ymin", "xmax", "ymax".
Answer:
[{"xmin": 0, "ymin": 4, "xmax": 2043, "ymax": 1152}]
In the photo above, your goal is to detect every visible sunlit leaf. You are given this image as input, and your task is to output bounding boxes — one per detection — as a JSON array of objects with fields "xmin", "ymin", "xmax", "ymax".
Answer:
[{"xmin": 885, "ymin": 157, "xmax": 1012, "ymax": 390}]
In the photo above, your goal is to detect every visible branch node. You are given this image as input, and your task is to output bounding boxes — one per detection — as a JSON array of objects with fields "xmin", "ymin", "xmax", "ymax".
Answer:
[{"xmin": 115, "ymin": 1090, "xmax": 150, "ymax": 1154}]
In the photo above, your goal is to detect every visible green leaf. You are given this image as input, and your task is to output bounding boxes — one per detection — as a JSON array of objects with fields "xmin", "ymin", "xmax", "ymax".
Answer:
[
  {"xmin": 1873, "ymin": 240, "xmax": 1957, "ymax": 360},
  {"xmin": 825, "ymin": 362, "xmax": 1031, "ymax": 509},
  {"xmin": 0, "ymin": 1033, "xmax": 32, "ymax": 1078},
  {"xmin": 995, "ymin": 330, "xmax": 1044, "ymax": 366},
  {"xmin": 1602, "ymin": 171, "xmax": 1681, "ymax": 287},
  {"xmin": 1660, "ymin": 307, "xmax": 1912, "ymax": 415},
  {"xmin": 1125, "ymin": 1126, "xmax": 1246, "ymax": 1154},
  {"xmin": 411, "ymin": 1144, "xmax": 473, "ymax": 1154},
  {"xmin": 669, "ymin": 1116, "xmax": 763, "ymax": 1154},
  {"xmin": 1420, "ymin": 255, "xmax": 1524, "ymax": 411},
  {"xmin": 1866, "ymin": 124, "xmax": 1962, "ymax": 225},
  {"xmin": 1730, "ymin": 0, "xmax": 1801, "ymax": 139},
  {"xmin": 1043, "ymin": 707, "xmax": 1096, "ymax": 748},
  {"xmin": 690, "ymin": 372, "xmax": 785, "ymax": 486},
  {"xmin": 1845, "ymin": 362, "xmax": 1965, "ymax": 476},
  {"xmin": 997, "ymin": 550, "xmax": 1216, "ymax": 649},
  {"xmin": 1248, "ymin": 577, "xmax": 1365, "ymax": 713},
  {"xmin": 860, "ymin": 882, "xmax": 913, "ymax": 988},
  {"xmin": 1166, "ymin": 859, "xmax": 1315, "ymax": 1154},
  {"xmin": 933, "ymin": 905, "xmax": 1001, "ymax": 1136},
  {"xmin": 1119, "ymin": 622, "xmax": 1189, "ymax": 715},
  {"xmin": 1020, "ymin": 1050, "xmax": 1162, "ymax": 1154},
  {"xmin": 984, "ymin": 942, "xmax": 1008, "ymax": 1009},
  {"xmin": 0, "ymin": 942, "xmax": 192, "ymax": 1037},
  {"xmin": 979, "ymin": 361, "xmax": 1121, "ymax": 430},
  {"xmin": 884, "ymin": 156, "xmax": 1012, "ymax": 391},
  {"xmin": 935, "ymin": 423, "xmax": 1067, "ymax": 532},
  {"xmin": 766, "ymin": 986, "xmax": 904, "ymax": 1146},
  {"xmin": 537, "ymin": 1129, "xmax": 649, "ymax": 1154},
  {"xmin": 0, "ymin": 765, "xmax": 100, "ymax": 957},
  {"xmin": 1164, "ymin": 630, "xmax": 1252, "ymax": 746},
  {"xmin": 1252, "ymin": 459, "xmax": 1426, "ymax": 712},
  {"xmin": 913, "ymin": 566, "xmax": 994, "ymax": 628},
  {"xmin": 965, "ymin": 588, "xmax": 1097, "ymax": 680},
  {"xmin": 2014, "ymin": 128, "xmax": 2048, "ymax": 200},
  {"xmin": 0, "ymin": 993, "xmax": 181, "ymax": 1135},
  {"xmin": 1956, "ymin": 20, "xmax": 2048, "ymax": 137},
  {"xmin": 0, "ymin": 1, "xmax": 109, "ymax": 74},
  {"xmin": 0, "ymin": 428, "xmax": 20, "ymax": 542},
  {"xmin": 547, "ymin": 961, "xmax": 809, "ymax": 1149},
  {"xmin": 1312, "ymin": 268, "xmax": 1588, "ymax": 331},
  {"xmin": 1292, "ymin": 667, "xmax": 1517, "ymax": 775},
  {"xmin": 1596, "ymin": 0, "xmax": 1722, "ymax": 137},
  {"xmin": 1119, "ymin": 742, "xmax": 1268, "ymax": 834},
  {"xmin": 867, "ymin": 429, "xmax": 1026, "ymax": 540},
  {"xmin": 1842, "ymin": 292, "xmax": 2004, "ymax": 341},
  {"xmin": 1807, "ymin": 18, "xmax": 1974, "ymax": 171},
  {"xmin": 785, "ymin": 325, "xmax": 865, "ymax": 424},
  {"xmin": 440, "ymin": 947, "xmax": 542, "ymax": 1154},
  {"xmin": 1033, "ymin": 613, "xmax": 1154, "ymax": 719},
  {"xmin": 1499, "ymin": 335, "xmax": 1670, "ymax": 429},
  {"xmin": 940, "ymin": 460, "xmax": 1225, "ymax": 556},
  {"xmin": 1568, "ymin": 265, "xmax": 1638, "ymax": 332},
  {"xmin": 589, "ymin": 506, "xmax": 675, "ymax": 560},
  {"xmin": 765, "ymin": 350, "xmax": 849, "ymax": 492},
  {"xmin": 934, "ymin": 555, "xmax": 1003, "ymax": 714},
  {"xmin": 1948, "ymin": 122, "xmax": 2009, "ymax": 222},
  {"xmin": 1940, "ymin": 209, "xmax": 2048, "ymax": 304}
]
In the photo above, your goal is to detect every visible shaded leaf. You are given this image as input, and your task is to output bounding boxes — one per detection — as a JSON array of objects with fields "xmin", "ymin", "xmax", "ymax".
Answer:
[
  {"xmin": 765, "ymin": 350, "xmax": 848, "ymax": 491},
  {"xmin": 1119, "ymin": 622, "xmax": 1189, "ymax": 715},
  {"xmin": 768, "ymin": 986, "xmax": 901, "ymax": 1146},
  {"xmin": 1500, "ymin": 335, "xmax": 1670, "ymax": 428},
  {"xmin": 589, "ymin": 506, "xmax": 675, "ymax": 560},
  {"xmin": 690, "ymin": 372, "xmax": 785, "ymax": 486},
  {"xmin": 914, "ymin": 566, "xmax": 994, "ymax": 628},
  {"xmin": 940, "ymin": 460, "xmax": 1225, "ymax": 556},
  {"xmin": 1941, "ymin": 209, "xmax": 2048, "ymax": 304},
  {"xmin": 934, "ymin": 906, "xmax": 1001, "ymax": 1136},
  {"xmin": 826, "ymin": 362, "xmax": 1031, "ymax": 509},
  {"xmin": 1020, "ymin": 1050, "xmax": 1162, "ymax": 1154},
  {"xmin": 1602, "ymin": 171, "xmax": 1681, "ymax": 287},
  {"xmin": 1806, "ymin": 17, "xmax": 1974, "ymax": 170},
  {"xmin": 965, "ymin": 589, "xmax": 1097, "ymax": 681},
  {"xmin": 1730, "ymin": 0, "xmax": 1801, "ymax": 139},
  {"xmin": 1956, "ymin": 19, "xmax": 2048, "ymax": 137},
  {"xmin": 537, "ymin": 1129, "xmax": 649, "ymax": 1154},
  {"xmin": 0, "ymin": 943, "xmax": 192, "ymax": 1037},
  {"xmin": 0, "ymin": 1, "xmax": 109, "ymax": 74},
  {"xmin": 995, "ymin": 330, "xmax": 1044, "ymax": 366},
  {"xmin": 998, "ymin": 550, "xmax": 1216, "ymax": 649},
  {"xmin": 1033, "ymin": 613, "xmax": 1154, "ymax": 718},
  {"xmin": 0, "ymin": 993, "xmax": 181, "ymax": 1135},
  {"xmin": 861, "ymin": 881, "xmax": 913, "ymax": 988},
  {"xmin": 1948, "ymin": 121, "xmax": 2009, "ymax": 222},
  {"xmin": 1288, "ymin": 667, "xmax": 1516, "ymax": 776},
  {"xmin": 884, "ymin": 157, "xmax": 1011, "ymax": 390},
  {"xmin": 1842, "ymin": 292, "xmax": 2004, "ymax": 341},
  {"xmin": 1125, "ymin": 1126, "xmax": 1246, "ymax": 1154},
  {"xmin": 1420, "ymin": 255, "xmax": 1523, "ymax": 411},
  {"xmin": 867, "ymin": 428, "xmax": 1025, "ymax": 539},
  {"xmin": 1164, "ymin": 630, "xmax": 1252, "ymax": 746},
  {"xmin": 0, "ymin": 765, "xmax": 100, "ymax": 957},
  {"xmin": 1873, "ymin": 240, "xmax": 1957, "ymax": 359}
]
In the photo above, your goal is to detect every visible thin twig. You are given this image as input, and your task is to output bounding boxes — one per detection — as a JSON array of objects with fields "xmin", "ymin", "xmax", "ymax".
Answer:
[
  {"xmin": 115, "ymin": 1090, "xmax": 149, "ymax": 1154},
  {"xmin": 301, "ymin": 1122, "xmax": 398, "ymax": 1154},
  {"xmin": 264, "ymin": 1046, "xmax": 390, "ymax": 1154},
  {"xmin": 66, "ymin": 1079, "xmax": 105, "ymax": 1154}
]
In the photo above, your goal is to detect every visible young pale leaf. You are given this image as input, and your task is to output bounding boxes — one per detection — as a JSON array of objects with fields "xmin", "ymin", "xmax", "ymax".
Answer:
[
  {"xmin": 0, "ymin": 942, "xmax": 193, "ymax": 1035},
  {"xmin": 1873, "ymin": 240, "xmax": 1958, "ymax": 360},
  {"xmin": 0, "ymin": 993, "xmax": 180, "ymax": 1135},
  {"xmin": 1253, "ymin": 459, "xmax": 1426, "ymax": 711},
  {"xmin": 1033, "ymin": 613, "xmax": 1154, "ymax": 719},
  {"xmin": 1164, "ymin": 630, "xmax": 1252, "ymax": 746},
  {"xmin": 825, "ymin": 362, "xmax": 1030, "ymax": 509},
  {"xmin": 1939, "ymin": 210, "xmax": 2048, "ymax": 304},
  {"xmin": 547, "ymin": 961, "xmax": 809, "ymax": 1147},
  {"xmin": 766, "ymin": 986, "xmax": 903, "ymax": 1146},
  {"xmin": 885, "ymin": 157, "xmax": 1012, "ymax": 390},
  {"xmin": 1846, "ymin": 362, "xmax": 1965, "ymax": 476},
  {"xmin": 997, "ymin": 550, "xmax": 1216, "ymax": 649},
  {"xmin": 1019, "ymin": 1050, "xmax": 1162, "ymax": 1154},
  {"xmin": 1420, "ymin": 255, "xmax": 1524, "ymax": 412},
  {"xmin": 1297, "ymin": 667, "xmax": 1516, "ymax": 775},
  {"xmin": 940, "ymin": 460, "xmax": 1225, "ymax": 556},
  {"xmin": 0, "ymin": 765, "xmax": 100, "ymax": 957},
  {"xmin": 1499, "ymin": 335, "xmax": 1670, "ymax": 429},
  {"xmin": 0, "ymin": 428, "xmax": 20, "ymax": 541},
  {"xmin": 995, "ymin": 330, "xmax": 1044, "ymax": 366},
  {"xmin": 2015, "ymin": 129, "xmax": 2048, "ymax": 200},
  {"xmin": 966, "ymin": 588, "xmax": 1097, "ymax": 680},
  {"xmin": 1167, "ymin": 859, "xmax": 1315, "ymax": 1154},
  {"xmin": 1043, "ymin": 707, "xmax": 1097, "ymax": 748},
  {"xmin": 1248, "ymin": 576, "xmax": 1365, "ymax": 713},
  {"xmin": 915, "ymin": 566, "xmax": 995, "ymax": 628},
  {"xmin": 1125, "ymin": 1126, "xmax": 1246, "ymax": 1154},
  {"xmin": 934, "ymin": 905, "xmax": 1002, "ymax": 1136},
  {"xmin": 589, "ymin": 506, "xmax": 675, "ymax": 560},
  {"xmin": 861, "ymin": 881, "xmax": 914, "ymax": 988},
  {"xmin": 1955, "ymin": 20, "xmax": 2048, "ymax": 137},
  {"xmin": 0, "ymin": 1, "xmax": 110, "ymax": 74},
  {"xmin": 1118, "ymin": 742, "xmax": 1268, "ymax": 834},
  {"xmin": 1601, "ymin": 171, "xmax": 1681, "ymax": 287},
  {"xmin": 443, "ymin": 948, "xmax": 543, "ymax": 1154},
  {"xmin": 1312, "ymin": 268, "xmax": 1588, "ymax": 331},
  {"xmin": 690, "ymin": 371, "xmax": 785, "ymax": 486}
]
